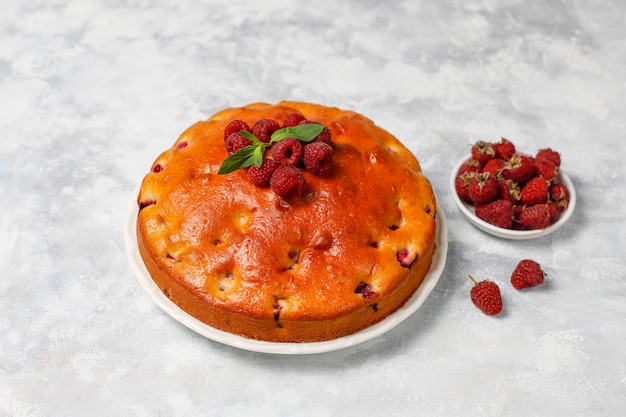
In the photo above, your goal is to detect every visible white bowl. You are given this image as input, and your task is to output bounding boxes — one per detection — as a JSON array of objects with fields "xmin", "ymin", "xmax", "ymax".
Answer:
[
  {"xmin": 449, "ymin": 155, "xmax": 576, "ymax": 240},
  {"xmin": 125, "ymin": 185, "xmax": 448, "ymax": 354}
]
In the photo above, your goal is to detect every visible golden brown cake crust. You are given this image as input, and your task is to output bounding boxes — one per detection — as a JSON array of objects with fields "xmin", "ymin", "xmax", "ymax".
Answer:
[{"xmin": 136, "ymin": 101, "xmax": 437, "ymax": 342}]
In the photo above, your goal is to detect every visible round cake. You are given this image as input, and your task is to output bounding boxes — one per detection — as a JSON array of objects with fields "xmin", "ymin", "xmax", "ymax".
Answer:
[{"xmin": 136, "ymin": 101, "xmax": 437, "ymax": 342}]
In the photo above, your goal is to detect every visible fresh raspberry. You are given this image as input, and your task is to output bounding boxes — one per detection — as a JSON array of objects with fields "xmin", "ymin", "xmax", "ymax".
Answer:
[
  {"xmin": 547, "ymin": 201, "xmax": 559, "ymax": 223},
  {"xmin": 518, "ymin": 202, "xmax": 558, "ymax": 229},
  {"xmin": 493, "ymin": 138, "xmax": 516, "ymax": 159},
  {"xmin": 457, "ymin": 158, "xmax": 482, "ymax": 176},
  {"xmin": 224, "ymin": 119, "xmax": 251, "ymax": 141},
  {"xmin": 520, "ymin": 177, "xmax": 549, "ymax": 205},
  {"xmin": 471, "ymin": 141, "xmax": 496, "ymax": 164},
  {"xmin": 497, "ymin": 178, "xmax": 520, "ymax": 203},
  {"xmin": 298, "ymin": 120, "xmax": 332, "ymax": 144},
  {"xmin": 303, "ymin": 142, "xmax": 334, "ymax": 176},
  {"xmin": 283, "ymin": 112, "xmax": 306, "ymax": 127},
  {"xmin": 535, "ymin": 159, "xmax": 559, "ymax": 183},
  {"xmin": 512, "ymin": 204, "xmax": 525, "ymax": 227},
  {"xmin": 225, "ymin": 132, "xmax": 252, "ymax": 155},
  {"xmin": 271, "ymin": 137, "xmax": 303, "ymax": 166},
  {"xmin": 455, "ymin": 172, "xmax": 475, "ymax": 203},
  {"xmin": 252, "ymin": 118, "xmax": 281, "ymax": 143},
  {"xmin": 482, "ymin": 158, "xmax": 505, "ymax": 177},
  {"xmin": 511, "ymin": 259, "xmax": 546, "ymax": 289},
  {"xmin": 502, "ymin": 154, "xmax": 537, "ymax": 184},
  {"xmin": 468, "ymin": 172, "xmax": 498, "ymax": 205},
  {"xmin": 475, "ymin": 199, "xmax": 514, "ymax": 229},
  {"xmin": 549, "ymin": 183, "xmax": 569, "ymax": 202},
  {"xmin": 270, "ymin": 164, "xmax": 306, "ymax": 198},
  {"xmin": 536, "ymin": 148, "xmax": 561, "ymax": 167},
  {"xmin": 248, "ymin": 158, "xmax": 280, "ymax": 187},
  {"xmin": 469, "ymin": 275, "xmax": 503, "ymax": 316},
  {"xmin": 549, "ymin": 183, "xmax": 570, "ymax": 212}
]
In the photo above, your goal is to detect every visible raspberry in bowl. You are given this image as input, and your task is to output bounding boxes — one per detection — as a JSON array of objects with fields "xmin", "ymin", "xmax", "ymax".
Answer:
[{"xmin": 450, "ymin": 139, "xmax": 576, "ymax": 240}]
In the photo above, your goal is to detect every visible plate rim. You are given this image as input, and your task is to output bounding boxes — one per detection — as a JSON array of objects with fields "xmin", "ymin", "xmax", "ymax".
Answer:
[
  {"xmin": 124, "ymin": 185, "xmax": 448, "ymax": 354},
  {"xmin": 449, "ymin": 154, "xmax": 577, "ymax": 240}
]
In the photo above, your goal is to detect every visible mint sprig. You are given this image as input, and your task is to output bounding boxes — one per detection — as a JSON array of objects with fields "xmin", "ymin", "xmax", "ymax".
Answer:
[
  {"xmin": 218, "ymin": 123, "xmax": 324, "ymax": 175},
  {"xmin": 269, "ymin": 124, "xmax": 323, "ymax": 144},
  {"xmin": 217, "ymin": 145, "xmax": 259, "ymax": 175}
]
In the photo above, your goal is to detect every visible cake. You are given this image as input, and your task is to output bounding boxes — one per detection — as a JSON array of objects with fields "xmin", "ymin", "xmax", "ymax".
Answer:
[{"xmin": 136, "ymin": 101, "xmax": 437, "ymax": 342}]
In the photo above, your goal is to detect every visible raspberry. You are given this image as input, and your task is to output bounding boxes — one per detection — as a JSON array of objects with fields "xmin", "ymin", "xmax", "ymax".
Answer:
[
  {"xmin": 549, "ymin": 183, "xmax": 569, "ymax": 201},
  {"xmin": 271, "ymin": 137, "xmax": 303, "ymax": 166},
  {"xmin": 138, "ymin": 199, "xmax": 156, "ymax": 210},
  {"xmin": 475, "ymin": 199, "xmax": 514, "ymax": 229},
  {"xmin": 248, "ymin": 158, "xmax": 280, "ymax": 187},
  {"xmin": 469, "ymin": 275, "xmax": 503, "ymax": 316},
  {"xmin": 252, "ymin": 118, "xmax": 281, "ymax": 143},
  {"xmin": 502, "ymin": 154, "xmax": 537, "ymax": 184},
  {"xmin": 455, "ymin": 172, "xmax": 475, "ymax": 203},
  {"xmin": 396, "ymin": 248, "xmax": 417, "ymax": 268},
  {"xmin": 482, "ymin": 158, "xmax": 505, "ymax": 177},
  {"xmin": 520, "ymin": 177, "xmax": 549, "ymax": 205},
  {"xmin": 224, "ymin": 119, "xmax": 251, "ymax": 141},
  {"xmin": 225, "ymin": 132, "xmax": 252, "ymax": 155},
  {"xmin": 471, "ymin": 141, "xmax": 496, "ymax": 164},
  {"xmin": 549, "ymin": 183, "xmax": 570, "ymax": 212},
  {"xmin": 468, "ymin": 172, "xmax": 498, "ymax": 205},
  {"xmin": 512, "ymin": 204, "xmax": 525, "ymax": 227},
  {"xmin": 497, "ymin": 178, "xmax": 520, "ymax": 203},
  {"xmin": 518, "ymin": 202, "xmax": 558, "ymax": 229},
  {"xmin": 273, "ymin": 300, "xmax": 284, "ymax": 322},
  {"xmin": 536, "ymin": 148, "xmax": 561, "ymax": 167},
  {"xmin": 457, "ymin": 158, "xmax": 482, "ymax": 175},
  {"xmin": 355, "ymin": 281, "xmax": 377, "ymax": 300},
  {"xmin": 511, "ymin": 259, "xmax": 546, "ymax": 289},
  {"xmin": 303, "ymin": 142, "xmax": 334, "ymax": 176},
  {"xmin": 283, "ymin": 112, "xmax": 306, "ymax": 127},
  {"xmin": 270, "ymin": 164, "xmax": 306, "ymax": 199},
  {"xmin": 493, "ymin": 138, "xmax": 516, "ymax": 159},
  {"xmin": 535, "ymin": 159, "xmax": 559, "ymax": 183},
  {"xmin": 298, "ymin": 120, "xmax": 331, "ymax": 144},
  {"xmin": 546, "ymin": 201, "xmax": 559, "ymax": 223}
]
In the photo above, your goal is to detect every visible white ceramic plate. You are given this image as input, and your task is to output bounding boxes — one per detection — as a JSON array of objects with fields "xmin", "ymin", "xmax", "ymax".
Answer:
[
  {"xmin": 124, "ymin": 186, "xmax": 448, "ymax": 354},
  {"xmin": 450, "ymin": 155, "xmax": 576, "ymax": 240}
]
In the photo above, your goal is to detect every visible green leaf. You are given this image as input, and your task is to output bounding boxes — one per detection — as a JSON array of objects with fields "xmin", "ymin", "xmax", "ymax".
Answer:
[
  {"xmin": 270, "ymin": 124, "xmax": 324, "ymax": 144},
  {"xmin": 218, "ymin": 145, "xmax": 259, "ymax": 175},
  {"xmin": 252, "ymin": 145, "xmax": 265, "ymax": 167},
  {"xmin": 240, "ymin": 130, "xmax": 264, "ymax": 146}
]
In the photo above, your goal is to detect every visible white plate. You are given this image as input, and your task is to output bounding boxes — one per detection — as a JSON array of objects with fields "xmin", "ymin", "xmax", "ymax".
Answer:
[
  {"xmin": 450, "ymin": 155, "xmax": 576, "ymax": 240},
  {"xmin": 124, "ymin": 186, "xmax": 448, "ymax": 354}
]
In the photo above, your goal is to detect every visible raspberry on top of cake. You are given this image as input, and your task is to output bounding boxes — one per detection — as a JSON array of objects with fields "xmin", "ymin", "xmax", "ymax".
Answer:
[{"xmin": 136, "ymin": 101, "xmax": 437, "ymax": 342}]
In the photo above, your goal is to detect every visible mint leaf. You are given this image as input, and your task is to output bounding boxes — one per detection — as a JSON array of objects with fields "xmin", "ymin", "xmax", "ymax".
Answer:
[
  {"xmin": 240, "ymin": 130, "xmax": 264, "ymax": 146},
  {"xmin": 270, "ymin": 124, "xmax": 324, "ymax": 143},
  {"xmin": 253, "ymin": 144, "xmax": 265, "ymax": 167},
  {"xmin": 218, "ymin": 145, "xmax": 260, "ymax": 174}
]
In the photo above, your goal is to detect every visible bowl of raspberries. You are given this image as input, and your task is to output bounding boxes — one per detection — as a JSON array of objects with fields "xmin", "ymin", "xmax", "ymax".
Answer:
[{"xmin": 450, "ymin": 138, "xmax": 576, "ymax": 240}]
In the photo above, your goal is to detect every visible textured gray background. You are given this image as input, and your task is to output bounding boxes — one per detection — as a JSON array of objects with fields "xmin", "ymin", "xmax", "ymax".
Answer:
[{"xmin": 1, "ymin": 0, "xmax": 625, "ymax": 416}]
